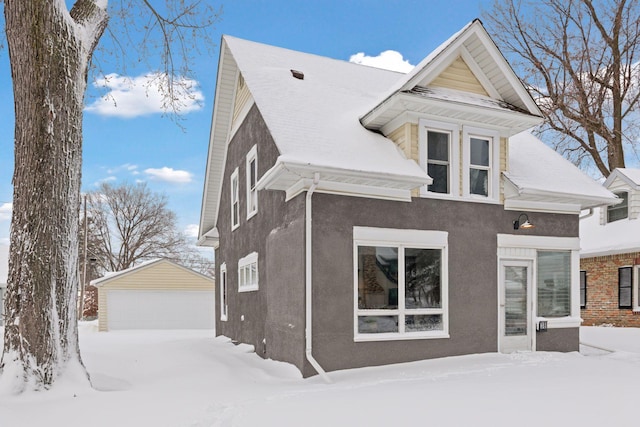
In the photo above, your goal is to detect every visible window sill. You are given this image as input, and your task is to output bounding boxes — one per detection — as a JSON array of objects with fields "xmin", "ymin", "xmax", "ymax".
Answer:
[
  {"xmin": 238, "ymin": 285, "xmax": 259, "ymax": 293},
  {"xmin": 246, "ymin": 209, "xmax": 258, "ymax": 221},
  {"xmin": 220, "ymin": 315, "xmax": 228, "ymax": 322},
  {"xmin": 417, "ymin": 191, "xmax": 501, "ymax": 205},
  {"xmin": 354, "ymin": 332, "xmax": 450, "ymax": 342}
]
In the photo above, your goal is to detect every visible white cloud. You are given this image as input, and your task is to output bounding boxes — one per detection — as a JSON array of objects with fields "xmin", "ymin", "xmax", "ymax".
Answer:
[
  {"xmin": 86, "ymin": 72, "xmax": 205, "ymax": 118},
  {"xmin": 184, "ymin": 224, "xmax": 200, "ymax": 238},
  {"xmin": 144, "ymin": 167, "xmax": 193, "ymax": 184},
  {"xmin": 106, "ymin": 163, "xmax": 138, "ymax": 174},
  {"xmin": 349, "ymin": 50, "xmax": 415, "ymax": 73},
  {"xmin": 0, "ymin": 203, "xmax": 12, "ymax": 221}
]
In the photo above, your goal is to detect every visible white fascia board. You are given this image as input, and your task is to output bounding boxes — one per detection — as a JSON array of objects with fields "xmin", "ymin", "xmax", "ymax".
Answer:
[
  {"xmin": 199, "ymin": 37, "xmax": 237, "ymax": 241},
  {"xmin": 396, "ymin": 92, "xmax": 543, "ymax": 130},
  {"xmin": 285, "ymin": 178, "xmax": 413, "ymax": 202},
  {"xmin": 503, "ymin": 199, "xmax": 582, "ymax": 215},
  {"xmin": 470, "ymin": 26, "xmax": 542, "ymax": 116},
  {"xmin": 196, "ymin": 227, "xmax": 220, "ymax": 248},
  {"xmin": 511, "ymin": 186, "xmax": 619, "ymax": 209},
  {"xmin": 259, "ymin": 159, "xmax": 430, "ymax": 191},
  {"xmin": 604, "ymin": 169, "xmax": 640, "ymax": 190},
  {"xmin": 497, "ymin": 234, "xmax": 580, "ymax": 251}
]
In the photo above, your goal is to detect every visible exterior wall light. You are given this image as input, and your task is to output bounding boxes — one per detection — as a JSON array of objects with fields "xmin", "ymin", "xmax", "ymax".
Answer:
[{"xmin": 513, "ymin": 213, "xmax": 535, "ymax": 230}]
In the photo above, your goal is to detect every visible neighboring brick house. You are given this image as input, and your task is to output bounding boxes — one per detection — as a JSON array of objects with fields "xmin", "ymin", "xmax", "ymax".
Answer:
[{"xmin": 580, "ymin": 168, "xmax": 640, "ymax": 326}]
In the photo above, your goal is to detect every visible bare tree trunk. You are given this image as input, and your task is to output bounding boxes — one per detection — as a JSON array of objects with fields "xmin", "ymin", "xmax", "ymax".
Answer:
[{"xmin": 1, "ymin": 0, "xmax": 107, "ymax": 392}]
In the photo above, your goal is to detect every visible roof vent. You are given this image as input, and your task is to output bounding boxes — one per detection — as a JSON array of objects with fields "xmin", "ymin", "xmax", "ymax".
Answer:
[{"xmin": 290, "ymin": 69, "xmax": 304, "ymax": 80}]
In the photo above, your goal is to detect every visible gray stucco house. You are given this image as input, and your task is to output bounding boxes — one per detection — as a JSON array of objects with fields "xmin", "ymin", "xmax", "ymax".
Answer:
[{"xmin": 198, "ymin": 19, "xmax": 616, "ymax": 378}]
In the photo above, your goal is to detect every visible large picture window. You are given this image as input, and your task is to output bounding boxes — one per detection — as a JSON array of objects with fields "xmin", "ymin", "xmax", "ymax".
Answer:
[
  {"xmin": 537, "ymin": 251, "xmax": 571, "ymax": 318},
  {"xmin": 354, "ymin": 227, "xmax": 448, "ymax": 340},
  {"xmin": 619, "ymin": 266, "xmax": 632, "ymax": 309}
]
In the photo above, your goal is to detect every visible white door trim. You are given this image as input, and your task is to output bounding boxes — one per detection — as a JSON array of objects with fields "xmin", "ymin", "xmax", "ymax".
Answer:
[{"xmin": 498, "ymin": 259, "xmax": 535, "ymax": 353}]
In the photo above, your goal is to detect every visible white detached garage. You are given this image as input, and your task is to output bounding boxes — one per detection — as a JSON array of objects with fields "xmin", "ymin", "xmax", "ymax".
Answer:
[{"xmin": 93, "ymin": 259, "xmax": 215, "ymax": 331}]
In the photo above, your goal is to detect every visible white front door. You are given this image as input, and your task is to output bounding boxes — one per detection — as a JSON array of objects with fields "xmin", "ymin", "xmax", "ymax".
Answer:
[{"xmin": 499, "ymin": 260, "xmax": 533, "ymax": 353}]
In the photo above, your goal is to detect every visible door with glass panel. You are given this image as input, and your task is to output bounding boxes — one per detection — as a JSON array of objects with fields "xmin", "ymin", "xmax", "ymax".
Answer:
[{"xmin": 499, "ymin": 260, "xmax": 533, "ymax": 353}]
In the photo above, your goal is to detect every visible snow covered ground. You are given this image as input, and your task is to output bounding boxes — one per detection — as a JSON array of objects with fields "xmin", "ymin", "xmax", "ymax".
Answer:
[{"xmin": 1, "ymin": 323, "xmax": 640, "ymax": 426}]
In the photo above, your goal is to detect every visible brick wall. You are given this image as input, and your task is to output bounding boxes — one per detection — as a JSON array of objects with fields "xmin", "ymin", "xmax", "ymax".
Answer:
[{"xmin": 581, "ymin": 252, "xmax": 640, "ymax": 326}]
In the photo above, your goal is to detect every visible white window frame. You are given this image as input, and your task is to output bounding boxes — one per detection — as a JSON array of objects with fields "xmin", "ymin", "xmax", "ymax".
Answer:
[
  {"xmin": 238, "ymin": 252, "xmax": 259, "ymax": 293},
  {"xmin": 633, "ymin": 265, "xmax": 640, "ymax": 312},
  {"xmin": 353, "ymin": 227, "xmax": 449, "ymax": 342},
  {"xmin": 246, "ymin": 145, "xmax": 258, "ymax": 220},
  {"xmin": 230, "ymin": 167, "xmax": 239, "ymax": 231},
  {"xmin": 419, "ymin": 119, "xmax": 460, "ymax": 198},
  {"xmin": 497, "ymin": 234, "xmax": 581, "ymax": 329},
  {"xmin": 220, "ymin": 263, "xmax": 228, "ymax": 321},
  {"xmin": 462, "ymin": 126, "xmax": 500, "ymax": 201}
]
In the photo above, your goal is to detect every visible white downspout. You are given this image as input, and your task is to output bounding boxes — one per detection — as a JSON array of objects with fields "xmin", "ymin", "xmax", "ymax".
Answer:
[{"xmin": 305, "ymin": 173, "xmax": 331, "ymax": 383}]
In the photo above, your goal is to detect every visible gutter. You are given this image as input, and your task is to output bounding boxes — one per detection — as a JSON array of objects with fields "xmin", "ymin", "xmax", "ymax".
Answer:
[{"xmin": 305, "ymin": 172, "xmax": 331, "ymax": 383}]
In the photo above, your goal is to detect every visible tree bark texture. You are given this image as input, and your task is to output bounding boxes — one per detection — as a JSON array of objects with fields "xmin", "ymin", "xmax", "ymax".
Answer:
[{"xmin": 1, "ymin": 0, "xmax": 107, "ymax": 392}]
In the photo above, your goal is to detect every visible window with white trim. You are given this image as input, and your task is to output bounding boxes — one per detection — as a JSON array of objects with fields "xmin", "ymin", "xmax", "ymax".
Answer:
[
  {"xmin": 619, "ymin": 266, "xmax": 632, "ymax": 309},
  {"xmin": 462, "ymin": 127, "xmax": 500, "ymax": 200},
  {"xmin": 220, "ymin": 263, "xmax": 228, "ymax": 321},
  {"xmin": 238, "ymin": 252, "xmax": 259, "ymax": 292},
  {"xmin": 419, "ymin": 119, "xmax": 459, "ymax": 197},
  {"xmin": 246, "ymin": 145, "xmax": 258, "ymax": 219},
  {"xmin": 607, "ymin": 191, "xmax": 628, "ymax": 223},
  {"xmin": 537, "ymin": 251, "xmax": 571, "ymax": 317},
  {"xmin": 354, "ymin": 227, "xmax": 448, "ymax": 341},
  {"xmin": 230, "ymin": 168, "xmax": 239, "ymax": 230}
]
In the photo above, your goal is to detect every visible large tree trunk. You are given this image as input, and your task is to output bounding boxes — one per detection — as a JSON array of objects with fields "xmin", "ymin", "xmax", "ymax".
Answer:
[{"xmin": 1, "ymin": 0, "xmax": 107, "ymax": 392}]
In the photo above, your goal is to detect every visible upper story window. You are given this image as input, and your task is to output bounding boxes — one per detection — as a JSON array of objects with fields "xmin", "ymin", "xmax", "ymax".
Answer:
[
  {"xmin": 469, "ymin": 136, "xmax": 490, "ymax": 196},
  {"xmin": 607, "ymin": 191, "xmax": 628, "ymax": 223},
  {"xmin": 419, "ymin": 119, "xmax": 459, "ymax": 197},
  {"xmin": 463, "ymin": 126, "xmax": 500, "ymax": 201},
  {"xmin": 246, "ymin": 145, "xmax": 258, "ymax": 219},
  {"xmin": 230, "ymin": 167, "xmax": 239, "ymax": 230},
  {"xmin": 238, "ymin": 252, "xmax": 259, "ymax": 292}
]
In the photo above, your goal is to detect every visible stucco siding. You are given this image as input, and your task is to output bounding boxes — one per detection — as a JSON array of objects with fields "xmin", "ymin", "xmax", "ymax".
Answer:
[
  {"xmin": 306, "ymin": 193, "xmax": 578, "ymax": 376},
  {"xmin": 215, "ymin": 104, "xmax": 307, "ymax": 372}
]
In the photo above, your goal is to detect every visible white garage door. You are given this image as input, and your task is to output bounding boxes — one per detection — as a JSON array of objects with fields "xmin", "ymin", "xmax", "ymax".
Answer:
[{"xmin": 106, "ymin": 290, "xmax": 214, "ymax": 330}]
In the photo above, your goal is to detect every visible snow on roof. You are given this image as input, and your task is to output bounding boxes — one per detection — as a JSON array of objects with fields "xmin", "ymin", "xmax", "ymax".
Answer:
[
  {"xmin": 605, "ymin": 168, "xmax": 640, "ymax": 189},
  {"xmin": 580, "ymin": 211, "xmax": 640, "ymax": 257},
  {"xmin": 505, "ymin": 132, "xmax": 616, "ymax": 207},
  {"xmin": 91, "ymin": 258, "xmax": 212, "ymax": 286},
  {"xmin": 224, "ymin": 36, "xmax": 428, "ymax": 181}
]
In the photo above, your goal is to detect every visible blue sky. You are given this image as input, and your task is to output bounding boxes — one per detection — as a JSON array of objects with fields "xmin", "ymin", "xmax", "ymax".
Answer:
[{"xmin": 0, "ymin": 0, "xmax": 495, "ymax": 279}]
